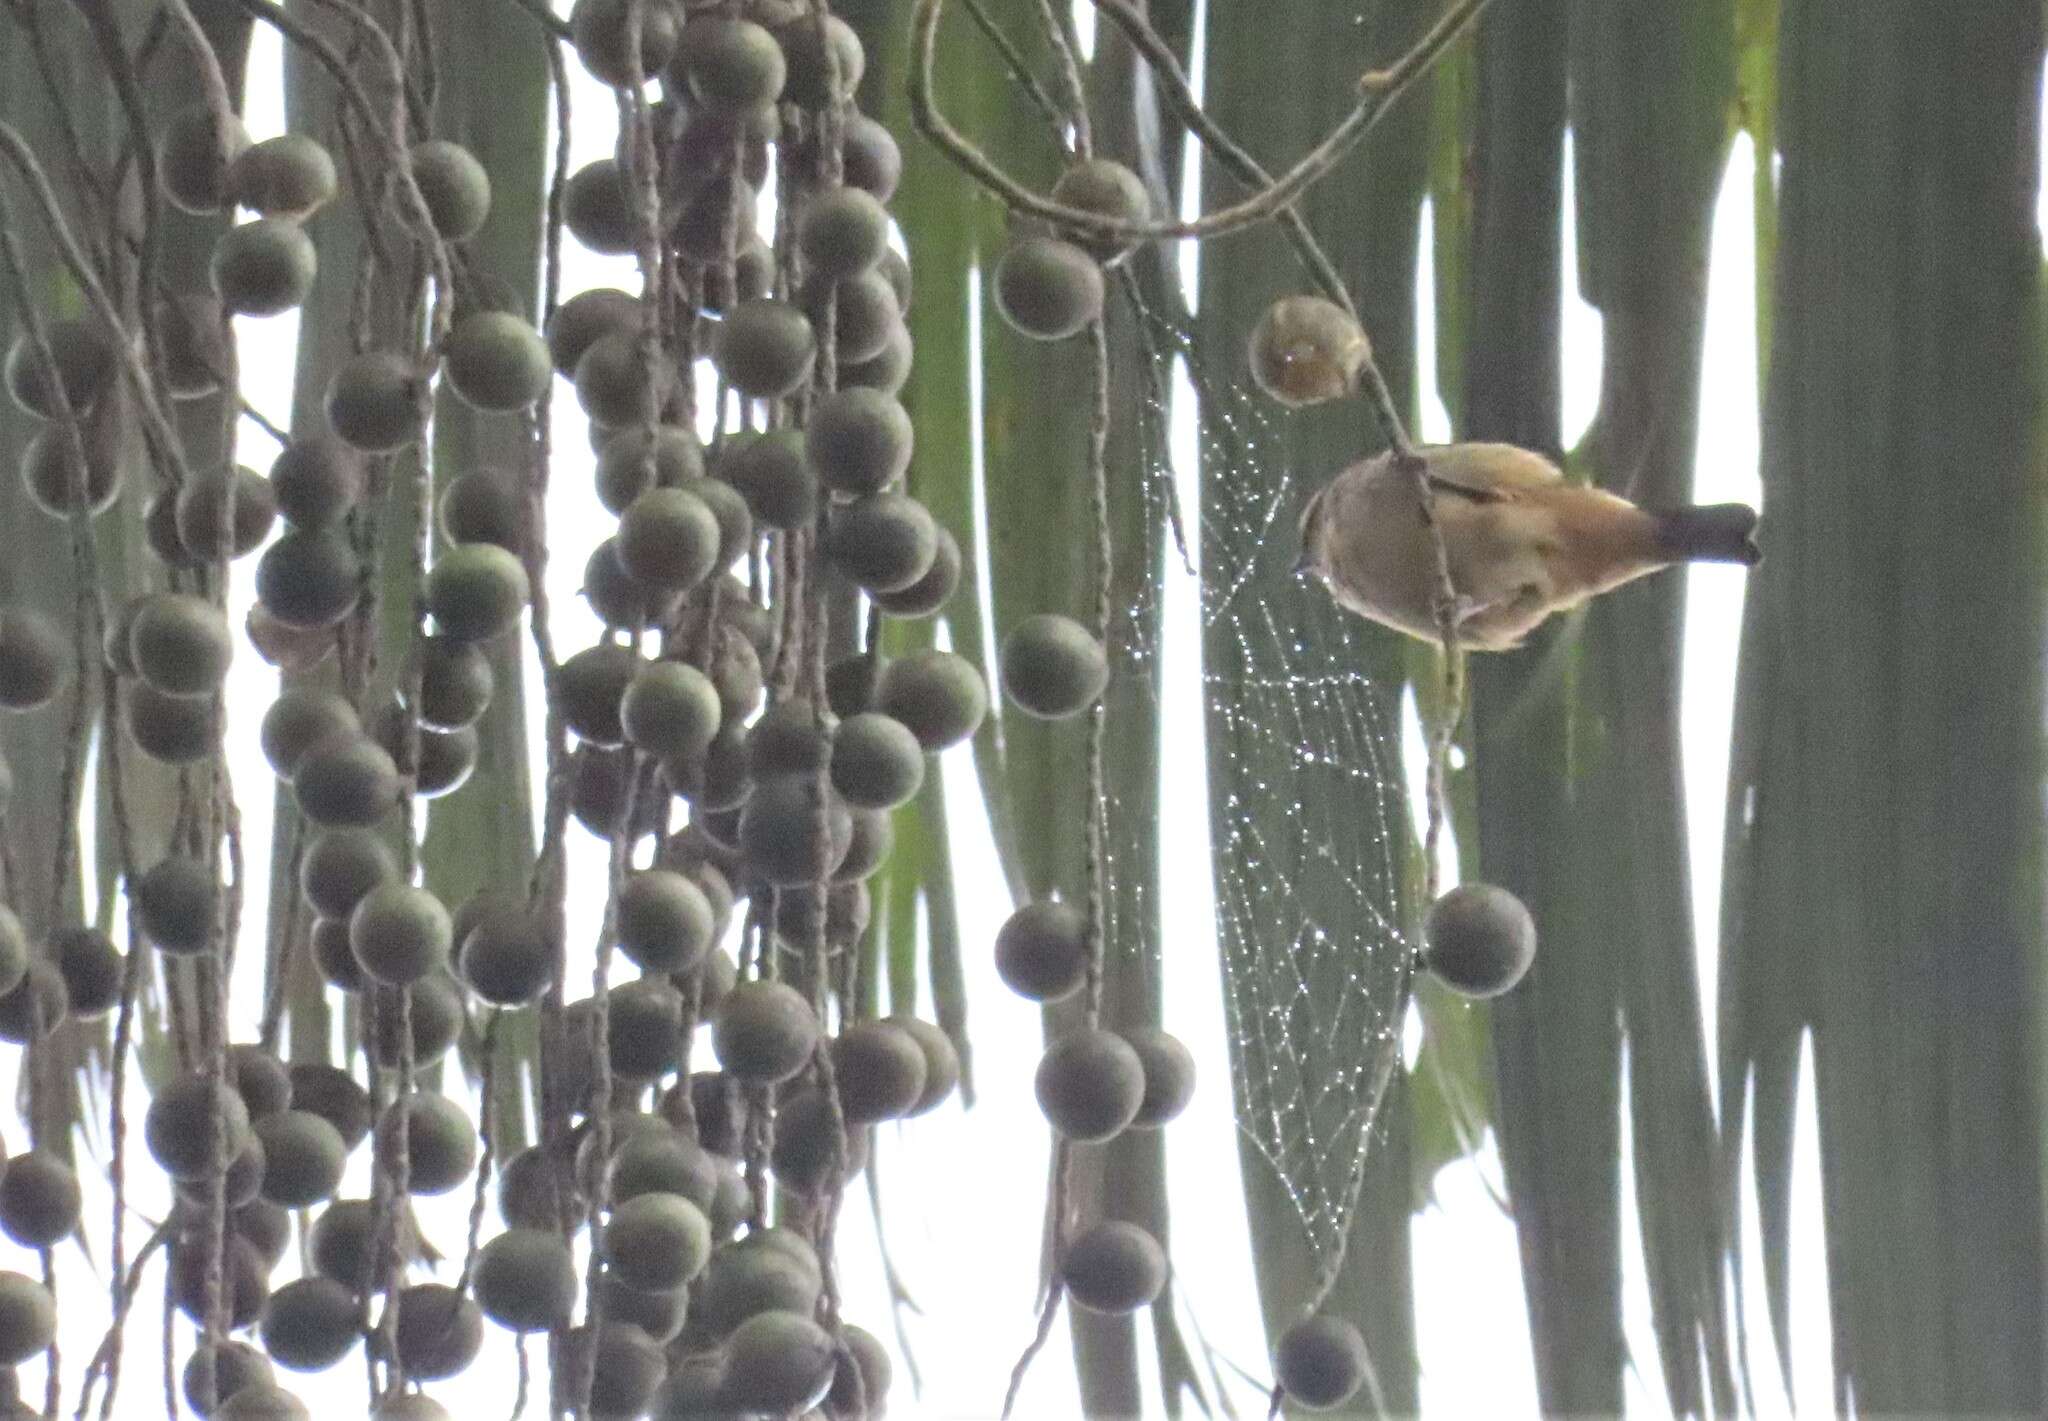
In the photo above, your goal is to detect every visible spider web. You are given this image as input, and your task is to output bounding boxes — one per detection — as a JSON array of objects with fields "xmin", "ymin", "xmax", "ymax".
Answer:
[{"xmin": 1098, "ymin": 288, "xmax": 1420, "ymax": 1274}]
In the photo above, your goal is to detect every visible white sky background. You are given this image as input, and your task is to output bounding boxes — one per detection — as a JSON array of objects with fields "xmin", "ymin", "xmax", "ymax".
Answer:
[{"xmin": 23, "ymin": 9, "xmax": 2044, "ymax": 1421}]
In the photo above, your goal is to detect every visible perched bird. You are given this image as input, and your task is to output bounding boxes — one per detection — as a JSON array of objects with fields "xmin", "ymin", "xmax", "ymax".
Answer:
[{"xmin": 1296, "ymin": 441, "xmax": 1761, "ymax": 651}]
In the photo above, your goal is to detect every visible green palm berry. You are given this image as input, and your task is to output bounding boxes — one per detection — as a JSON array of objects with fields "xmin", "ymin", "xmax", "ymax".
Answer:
[
  {"xmin": 874, "ymin": 648, "xmax": 987, "ymax": 750},
  {"xmin": 712, "ymin": 298, "xmax": 816, "ymax": 399},
  {"xmin": 0, "ymin": 609, "xmax": 67, "ymax": 712},
  {"xmin": 571, "ymin": 0, "xmax": 681, "ymax": 85},
  {"xmin": 544, "ymin": 287, "xmax": 641, "ymax": 376},
  {"xmin": 349, "ymin": 882, "xmax": 452, "ymax": 987},
  {"xmin": 994, "ymin": 900, "xmax": 1087, "ymax": 1002},
  {"xmin": 798, "ymin": 186, "xmax": 889, "ymax": 281},
  {"xmin": 4, "ymin": 318, "xmax": 115, "ymax": 421},
  {"xmin": 872, "ymin": 521, "xmax": 960, "ymax": 618},
  {"xmin": 408, "ymin": 140, "xmax": 492, "ymax": 240},
  {"xmin": 1000, "ymin": 611, "xmax": 1109, "ymax": 720},
  {"xmin": 1422, "ymin": 882, "xmax": 1537, "ymax": 998},
  {"xmin": 269, "ymin": 435, "xmax": 363, "ymax": 529},
  {"xmin": 441, "ymin": 311, "xmax": 551, "ymax": 412},
  {"xmin": 256, "ymin": 528, "xmax": 360, "ymax": 629},
  {"xmin": 1061, "ymin": 1220, "xmax": 1167, "ymax": 1314},
  {"xmin": 426, "ymin": 543, "xmax": 530, "ymax": 642},
  {"xmin": 175, "ymin": 464, "xmax": 277, "ymax": 561},
  {"xmin": 227, "ymin": 133, "xmax": 339, "ymax": 219},
  {"xmin": 825, "ymin": 491, "xmax": 938, "ymax": 593},
  {"xmin": 995, "ymin": 235, "xmax": 1104, "ymax": 339},
  {"xmin": 211, "ymin": 218, "xmax": 317, "ymax": 317},
  {"xmin": 129, "ymin": 592, "xmax": 233, "ymax": 697},
  {"xmin": 1034, "ymin": 1028, "xmax": 1145, "ymax": 1141},
  {"xmin": 564, "ymin": 158, "xmax": 637, "ymax": 256},
  {"xmin": 1275, "ymin": 1315, "xmax": 1371, "ymax": 1411},
  {"xmin": 1050, "ymin": 158, "xmax": 1154, "ymax": 264},
  {"xmin": 805, "ymin": 386, "xmax": 911, "ymax": 496},
  {"xmin": 619, "ymin": 659, "xmax": 720, "ymax": 758},
  {"xmin": 326, "ymin": 351, "xmax": 426, "ymax": 453},
  {"xmin": 594, "ymin": 424, "xmax": 703, "ymax": 515},
  {"xmin": 718, "ymin": 428, "xmax": 814, "ymax": 531},
  {"xmin": 683, "ymin": 17, "xmax": 786, "ymax": 114},
  {"xmin": 157, "ymin": 105, "xmax": 248, "ymax": 216},
  {"xmin": 617, "ymin": 487, "xmax": 721, "ymax": 591}
]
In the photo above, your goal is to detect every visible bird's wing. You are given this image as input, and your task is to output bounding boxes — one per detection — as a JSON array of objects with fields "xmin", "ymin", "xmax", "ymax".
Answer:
[{"xmin": 1422, "ymin": 442, "xmax": 1566, "ymax": 503}]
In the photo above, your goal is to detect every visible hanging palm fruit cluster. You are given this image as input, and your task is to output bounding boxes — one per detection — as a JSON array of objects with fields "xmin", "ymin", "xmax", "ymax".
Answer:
[
  {"xmin": 0, "ymin": 0, "xmax": 1519, "ymax": 1415},
  {"xmin": 0, "ymin": 0, "xmax": 1026, "ymax": 1414}
]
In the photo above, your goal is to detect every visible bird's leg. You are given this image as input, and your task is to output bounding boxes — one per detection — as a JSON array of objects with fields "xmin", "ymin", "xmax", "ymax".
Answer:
[{"xmin": 1444, "ymin": 582, "xmax": 1549, "ymax": 649}]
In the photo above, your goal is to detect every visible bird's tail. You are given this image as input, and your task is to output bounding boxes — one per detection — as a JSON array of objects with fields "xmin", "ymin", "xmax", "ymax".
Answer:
[{"xmin": 1650, "ymin": 503, "xmax": 1762, "ymax": 566}]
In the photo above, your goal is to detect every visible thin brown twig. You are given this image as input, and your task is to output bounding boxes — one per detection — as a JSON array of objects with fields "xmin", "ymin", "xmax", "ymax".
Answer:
[
  {"xmin": 502, "ymin": 0, "xmax": 573, "ymax": 44},
  {"xmin": 1032, "ymin": 0, "xmax": 1091, "ymax": 156},
  {"xmin": 958, "ymin": 0, "xmax": 1066, "ymax": 131},
  {"xmin": 908, "ymin": 0, "xmax": 1489, "ymax": 243},
  {"xmin": 1085, "ymin": 0, "xmax": 1355, "ymax": 322},
  {"xmin": 0, "ymin": 125, "xmax": 195, "ymax": 491}
]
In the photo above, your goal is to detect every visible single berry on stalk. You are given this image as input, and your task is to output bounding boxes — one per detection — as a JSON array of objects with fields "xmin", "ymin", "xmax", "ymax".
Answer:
[
  {"xmin": 712, "ymin": 980, "xmax": 819, "ymax": 1085},
  {"xmin": 256, "ymin": 527, "xmax": 361, "ymax": 629},
  {"xmin": 570, "ymin": 0, "xmax": 682, "ymax": 86},
  {"xmin": 211, "ymin": 218, "xmax": 318, "ymax": 317},
  {"xmin": 873, "ymin": 521, "xmax": 960, "ymax": 617},
  {"xmin": 157, "ymin": 105, "xmax": 249, "ymax": 215},
  {"xmin": 798, "ymin": 186, "xmax": 890, "ymax": 281},
  {"xmin": 1248, "ymin": 294, "xmax": 1372, "ymax": 409},
  {"xmin": 545, "ymin": 287, "xmax": 641, "ymax": 376},
  {"xmin": 601, "ymin": 1191, "xmax": 713, "ymax": 1293},
  {"xmin": 1035, "ymin": 1028, "xmax": 1146, "ymax": 1142},
  {"xmin": 713, "ymin": 298, "xmax": 817, "ymax": 399},
  {"xmin": 1121, "ymin": 1025, "xmax": 1197, "ymax": 1128},
  {"xmin": 437, "ymin": 468, "xmax": 528, "ymax": 553},
  {"xmin": 825, "ymin": 491, "xmax": 939, "ymax": 594},
  {"xmin": 738, "ymin": 773, "xmax": 854, "ymax": 886},
  {"xmin": 994, "ymin": 899, "xmax": 1088, "ymax": 1003},
  {"xmin": 21, "ymin": 414, "xmax": 122, "ymax": 519},
  {"xmin": 1061, "ymin": 1220, "xmax": 1168, "ymax": 1315},
  {"xmin": 805, "ymin": 386, "xmax": 913, "ymax": 496},
  {"xmin": 1050, "ymin": 158, "xmax": 1154, "ymax": 264},
  {"xmin": 874, "ymin": 649, "xmax": 987, "ymax": 751},
  {"xmin": 619, "ymin": 659, "xmax": 721, "ymax": 759},
  {"xmin": 1274, "ymin": 1314, "xmax": 1371, "ymax": 1411},
  {"xmin": 427, "ymin": 543, "xmax": 530, "ymax": 643},
  {"xmin": 680, "ymin": 16, "xmax": 787, "ymax": 114},
  {"xmin": 473, "ymin": 1229, "xmax": 578, "ymax": 1334},
  {"xmin": 829, "ymin": 711, "xmax": 925, "ymax": 811},
  {"xmin": 995, "ymin": 236, "xmax": 1104, "ymax": 340},
  {"xmin": 1000, "ymin": 612, "xmax": 1110, "ymax": 720},
  {"xmin": 594, "ymin": 424, "xmax": 703, "ymax": 515},
  {"xmin": 719, "ymin": 428, "xmax": 815, "ymax": 531},
  {"xmin": 1422, "ymin": 882, "xmax": 1537, "ymax": 998},
  {"xmin": 778, "ymin": 12, "xmax": 865, "ymax": 106},
  {"xmin": 574, "ymin": 327, "xmax": 675, "ymax": 428},
  {"xmin": 442, "ymin": 310, "xmax": 552, "ymax": 412},
  {"xmin": 269, "ymin": 435, "xmax": 364, "ymax": 530},
  {"xmin": 564, "ymin": 158, "xmax": 638, "ymax": 256},
  {"xmin": 721, "ymin": 1309, "xmax": 838, "ymax": 1415},
  {"xmin": 830, "ymin": 1020, "xmax": 929, "ymax": 1124},
  {"xmin": 175, "ymin": 464, "xmax": 277, "ymax": 561},
  {"xmin": 408, "ymin": 140, "xmax": 493, "ymax": 240},
  {"xmin": 617, "ymin": 486, "xmax": 721, "ymax": 591},
  {"xmin": 227, "ymin": 133, "xmax": 339, "ymax": 220},
  {"xmin": 326, "ymin": 350, "xmax": 425, "ymax": 453}
]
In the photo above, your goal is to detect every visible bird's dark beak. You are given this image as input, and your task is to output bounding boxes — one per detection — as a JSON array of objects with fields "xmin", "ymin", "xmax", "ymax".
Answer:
[{"xmin": 1294, "ymin": 486, "xmax": 1327, "ymax": 581}]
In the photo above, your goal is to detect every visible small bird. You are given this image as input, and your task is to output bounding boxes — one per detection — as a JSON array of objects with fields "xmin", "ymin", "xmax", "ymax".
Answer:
[{"xmin": 1296, "ymin": 441, "xmax": 1761, "ymax": 651}]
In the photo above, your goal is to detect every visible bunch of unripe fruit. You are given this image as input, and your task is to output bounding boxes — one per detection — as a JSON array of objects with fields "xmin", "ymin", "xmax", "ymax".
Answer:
[{"xmin": 0, "ymin": 0, "xmax": 1552, "ymax": 1414}]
